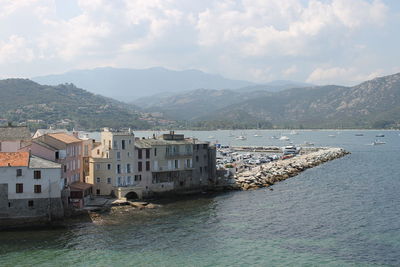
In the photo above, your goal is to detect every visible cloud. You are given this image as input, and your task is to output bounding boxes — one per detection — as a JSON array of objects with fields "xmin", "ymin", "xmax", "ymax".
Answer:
[
  {"xmin": 306, "ymin": 67, "xmax": 385, "ymax": 85},
  {"xmin": 0, "ymin": 0, "xmax": 397, "ymax": 84}
]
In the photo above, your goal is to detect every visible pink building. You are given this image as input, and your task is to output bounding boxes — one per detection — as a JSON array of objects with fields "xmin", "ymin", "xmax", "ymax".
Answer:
[{"xmin": 26, "ymin": 133, "xmax": 83, "ymax": 186}]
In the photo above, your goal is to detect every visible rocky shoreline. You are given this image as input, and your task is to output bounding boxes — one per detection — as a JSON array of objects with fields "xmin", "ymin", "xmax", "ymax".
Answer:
[{"xmin": 231, "ymin": 147, "xmax": 350, "ymax": 191}]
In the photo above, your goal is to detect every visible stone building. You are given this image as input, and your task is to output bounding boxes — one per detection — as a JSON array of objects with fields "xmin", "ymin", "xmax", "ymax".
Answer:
[
  {"xmin": 0, "ymin": 152, "xmax": 64, "ymax": 223},
  {"xmin": 89, "ymin": 129, "xmax": 217, "ymax": 199}
]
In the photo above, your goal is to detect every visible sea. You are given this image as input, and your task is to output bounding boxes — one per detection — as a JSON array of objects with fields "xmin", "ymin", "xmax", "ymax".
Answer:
[{"xmin": 1, "ymin": 129, "xmax": 400, "ymax": 267}]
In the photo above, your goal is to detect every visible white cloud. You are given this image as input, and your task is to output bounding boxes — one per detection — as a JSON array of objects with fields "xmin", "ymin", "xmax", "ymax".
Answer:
[
  {"xmin": 0, "ymin": 35, "xmax": 34, "ymax": 63},
  {"xmin": 306, "ymin": 67, "xmax": 385, "ymax": 85},
  {"xmin": 0, "ymin": 0, "xmax": 397, "ymax": 84}
]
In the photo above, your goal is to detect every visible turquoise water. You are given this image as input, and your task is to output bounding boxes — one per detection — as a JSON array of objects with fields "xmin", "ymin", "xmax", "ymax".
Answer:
[{"xmin": 1, "ymin": 130, "xmax": 400, "ymax": 266}]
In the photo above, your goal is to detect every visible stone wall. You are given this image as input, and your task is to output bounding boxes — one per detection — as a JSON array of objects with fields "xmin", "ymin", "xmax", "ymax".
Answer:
[{"xmin": 0, "ymin": 197, "xmax": 64, "ymax": 220}]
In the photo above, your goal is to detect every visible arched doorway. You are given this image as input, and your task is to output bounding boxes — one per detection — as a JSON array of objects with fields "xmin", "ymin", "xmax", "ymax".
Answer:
[{"xmin": 125, "ymin": 191, "xmax": 139, "ymax": 200}]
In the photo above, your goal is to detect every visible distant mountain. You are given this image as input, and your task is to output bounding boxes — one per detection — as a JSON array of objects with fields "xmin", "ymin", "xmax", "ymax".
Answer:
[
  {"xmin": 133, "ymin": 88, "xmax": 274, "ymax": 120},
  {"xmin": 137, "ymin": 73, "xmax": 400, "ymax": 129},
  {"xmin": 0, "ymin": 79, "xmax": 155, "ymax": 130},
  {"xmin": 234, "ymin": 80, "xmax": 313, "ymax": 93},
  {"xmin": 199, "ymin": 73, "xmax": 400, "ymax": 128},
  {"xmin": 32, "ymin": 67, "xmax": 257, "ymax": 101}
]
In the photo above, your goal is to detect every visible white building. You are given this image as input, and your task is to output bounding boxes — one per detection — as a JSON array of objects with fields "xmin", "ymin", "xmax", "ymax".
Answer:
[{"xmin": 0, "ymin": 152, "xmax": 64, "ymax": 220}]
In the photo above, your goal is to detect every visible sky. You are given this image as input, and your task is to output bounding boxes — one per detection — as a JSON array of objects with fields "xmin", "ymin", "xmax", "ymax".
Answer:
[{"xmin": 0, "ymin": 0, "xmax": 400, "ymax": 85}]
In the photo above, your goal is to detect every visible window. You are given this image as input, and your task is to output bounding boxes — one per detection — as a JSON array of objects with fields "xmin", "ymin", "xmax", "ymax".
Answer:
[
  {"xmin": 63, "ymin": 165, "xmax": 67, "ymax": 173},
  {"xmin": 34, "ymin": 185, "xmax": 41, "ymax": 193},
  {"xmin": 146, "ymin": 161, "xmax": 150, "ymax": 171},
  {"xmin": 138, "ymin": 149, "xmax": 142, "ymax": 159},
  {"xmin": 96, "ymin": 177, "xmax": 101, "ymax": 183},
  {"xmin": 200, "ymin": 167, "xmax": 203, "ymax": 174},
  {"xmin": 154, "ymin": 148, "xmax": 157, "ymax": 156},
  {"xmin": 127, "ymin": 152, "xmax": 131, "ymax": 157},
  {"xmin": 28, "ymin": 200, "xmax": 34, "ymax": 207},
  {"xmin": 138, "ymin": 162, "xmax": 142, "ymax": 172},
  {"xmin": 55, "ymin": 151, "xmax": 59, "ymax": 159},
  {"xmin": 117, "ymin": 164, "xmax": 121, "ymax": 174},
  {"xmin": 128, "ymin": 139, "xmax": 132, "ymax": 144},
  {"xmin": 117, "ymin": 151, "xmax": 121, "ymax": 160},
  {"xmin": 96, "ymin": 164, "xmax": 101, "ymax": 170},
  {"xmin": 174, "ymin": 160, "xmax": 178, "ymax": 169},
  {"xmin": 16, "ymin": 183, "xmax": 23, "ymax": 193},
  {"xmin": 107, "ymin": 177, "xmax": 111, "ymax": 184},
  {"xmin": 146, "ymin": 149, "xmax": 150, "ymax": 159},
  {"xmin": 16, "ymin": 169, "xmax": 22, "ymax": 176},
  {"xmin": 97, "ymin": 149, "xmax": 100, "ymax": 155},
  {"xmin": 107, "ymin": 164, "xmax": 111, "ymax": 170},
  {"xmin": 122, "ymin": 140, "xmax": 126, "ymax": 150},
  {"xmin": 84, "ymin": 145, "xmax": 89, "ymax": 156},
  {"xmin": 196, "ymin": 155, "xmax": 199, "ymax": 162},
  {"xmin": 135, "ymin": 175, "xmax": 142, "ymax": 181},
  {"xmin": 96, "ymin": 189, "xmax": 100, "ymax": 195},
  {"xmin": 118, "ymin": 177, "xmax": 121, "ymax": 186},
  {"xmin": 127, "ymin": 164, "xmax": 131, "ymax": 173},
  {"xmin": 127, "ymin": 176, "xmax": 131, "ymax": 184},
  {"xmin": 34, "ymin": 170, "xmax": 41, "ymax": 179},
  {"xmin": 203, "ymin": 144, "xmax": 208, "ymax": 149},
  {"xmin": 113, "ymin": 140, "xmax": 118, "ymax": 149}
]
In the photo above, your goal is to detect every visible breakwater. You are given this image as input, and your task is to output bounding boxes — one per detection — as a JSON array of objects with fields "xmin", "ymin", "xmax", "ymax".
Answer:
[{"xmin": 234, "ymin": 147, "xmax": 350, "ymax": 190}]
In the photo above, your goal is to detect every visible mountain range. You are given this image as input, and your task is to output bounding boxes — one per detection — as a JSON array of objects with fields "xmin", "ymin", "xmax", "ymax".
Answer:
[
  {"xmin": 1, "ymin": 70, "xmax": 399, "ymax": 130},
  {"xmin": 136, "ymin": 73, "xmax": 400, "ymax": 129},
  {"xmin": 0, "ymin": 79, "xmax": 154, "ymax": 130},
  {"xmin": 32, "ymin": 67, "xmax": 258, "ymax": 101}
]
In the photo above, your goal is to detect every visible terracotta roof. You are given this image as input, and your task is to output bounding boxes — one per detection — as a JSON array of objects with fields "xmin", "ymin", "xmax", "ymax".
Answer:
[
  {"xmin": 0, "ymin": 126, "xmax": 31, "ymax": 141},
  {"xmin": 0, "ymin": 152, "xmax": 30, "ymax": 167},
  {"xmin": 48, "ymin": 133, "xmax": 81, "ymax": 144},
  {"xmin": 70, "ymin": 181, "xmax": 93, "ymax": 191}
]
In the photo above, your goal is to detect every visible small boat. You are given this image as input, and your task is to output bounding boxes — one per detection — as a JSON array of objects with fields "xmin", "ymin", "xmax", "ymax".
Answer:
[
  {"xmin": 355, "ymin": 133, "xmax": 364, "ymax": 136},
  {"xmin": 208, "ymin": 136, "xmax": 215, "ymax": 139},
  {"xmin": 289, "ymin": 130, "xmax": 299, "ymax": 135},
  {"xmin": 271, "ymin": 135, "xmax": 279, "ymax": 139},
  {"xmin": 279, "ymin": 136, "xmax": 290, "ymax": 141},
  {"xmin": 254, "ymin": 132, "xmax": 262, "ymax": 137},
  {"xmin": 302, "ymin": 141, "xmax": 314, "ymax": 146},
  {"xmin": 373, "ymin": 140, "xmax": 386, "ymax": 145},
  {"xmin": 236, "ymin": 135, "xmax": 247, "ymax": 140},
  {"xmin": 328, "ymin": 134, "xmax": 336, "ymax": 137},
  {"xmin": 375, "ymin": 134, "xmax": 385, "ymax": 137}
]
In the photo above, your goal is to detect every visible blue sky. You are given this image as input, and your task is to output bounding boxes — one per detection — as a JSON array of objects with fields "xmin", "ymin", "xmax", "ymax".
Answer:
[{"xmin": 0, "ymin": 0, "xmax": 399, "ymax": 85}]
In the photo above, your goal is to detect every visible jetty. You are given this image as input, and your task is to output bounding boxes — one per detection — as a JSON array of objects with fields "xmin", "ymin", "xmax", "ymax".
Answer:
[{"xmin": 231, "ymin": 147, "xmax": 350, "ymax": 190}]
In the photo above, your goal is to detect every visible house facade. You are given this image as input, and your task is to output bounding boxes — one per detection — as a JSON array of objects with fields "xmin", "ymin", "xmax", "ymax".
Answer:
[
  {"xmin": 0, "ymin": 152, "xmax": 63, "ymax": 221},
  {"xmin": 89, "ymin": 130, "xmax": 217, "ymax": 199}
]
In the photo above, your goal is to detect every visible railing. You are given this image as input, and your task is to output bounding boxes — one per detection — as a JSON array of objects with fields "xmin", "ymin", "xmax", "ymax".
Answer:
[{"xmin": 165, "ymin": 152, "xmax": 192, "ymax": 158}]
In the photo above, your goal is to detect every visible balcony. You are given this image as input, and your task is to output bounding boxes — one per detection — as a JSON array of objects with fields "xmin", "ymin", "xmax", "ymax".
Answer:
[
  {"xmin": 165, "ymin": 152, "xmax": 192, "ymax": 159},
  {"xmin": 153, "ymin": 166, "xmax": 193, "ymax": 172}
]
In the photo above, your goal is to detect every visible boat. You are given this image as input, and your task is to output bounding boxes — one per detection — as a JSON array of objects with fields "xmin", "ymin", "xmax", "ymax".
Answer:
[
  {"xmin": 328, "ymin": 134, "xmax": 336, "ymax": 137},
  {"xmin": 236, "ymin": 135, "xmax": 247, "ymax": 140},
  {"xmin": 271, "ymin": 135, "xmax": 279, "ymax": 139},
  {"xmin": 279, "ymin": 136, "xmax": 290, "ymax": 141},
  {"xmin": 254, "ymin": 134, "xmax": 262, "ymax": 137},
  {"xmin": 208, "ymin": 136, "xmax": 215, "ymax": 139},
  {"xmin": 375, "ymin": 134, "xmax": 385, "ymax": 137},
  {"xmin": 302, "ymin": 141, "xmax": 315, "ymax": 146},
  {"xmin": 355, "ymin": 133, "xmax": 364, "ymax": 136},
  {"xmin": 289, "ymin": 130, "xmax": 299, "ymax": 135},
  {"xmin": 283, "ymin": 145, "xmax": 300, "ymax": 155},
  {"xmin": 373, "ymin": 140, "xmax": 386, "ymax": 145}
]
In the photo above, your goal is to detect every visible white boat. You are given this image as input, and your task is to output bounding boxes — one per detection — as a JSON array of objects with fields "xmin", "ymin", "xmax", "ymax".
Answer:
[
  {"xmin": 373, "ymin": 140, "xmax": 386, "ymax": 145},
  {"xmin": 302, "ymin": 141, "xmax": 314, "ymax": 146},
  {"xmin": 328, "ymin": 134, "xmax": 336, "ymax": 137},
  {"xmin": 208, "ymin": 136, "xmax": 215, "ymax": 139},
  {"xmin": 279, "ymin": 136, "xmax": 290, "ymax": 141},
  {"xmin": 236, "ymin": 135, "xmax": 247, "ymax": 140},
  {"xmin": 254, "ymin": 133, "xmax": 262, "ymax": 137},
  {"xmin": 289, "ymin": 130, "xmax": 299, "ymax": 135}
]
